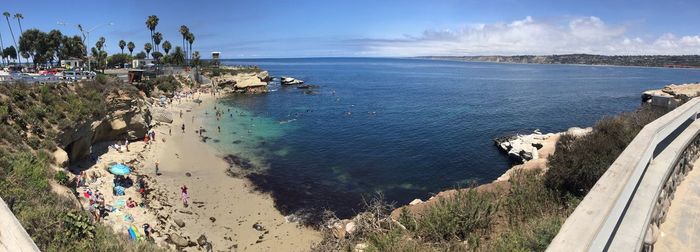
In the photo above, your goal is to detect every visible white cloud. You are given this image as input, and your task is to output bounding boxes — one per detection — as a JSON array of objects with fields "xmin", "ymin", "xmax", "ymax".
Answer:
[{"xmin": 354, "ymin": 16, "xmax": 700, "ymax": 56}]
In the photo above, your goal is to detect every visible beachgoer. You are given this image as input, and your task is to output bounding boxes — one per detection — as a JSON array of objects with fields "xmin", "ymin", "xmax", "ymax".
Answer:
[
  {"xmin": 142, "ymin": 223, "xmax": 152, "ymax": 238},
  {"xmin": 144, "ymin": 133, "xmax": 149, "ymax": 143},
  {"xmin": 76, "ymin": 171, "xmax": 84, "ymax": 188},
  {"xmin": 125, "ymin": 139, "xmax": 129, "ymax": 152},
  {"xmin": 169, "ymin": 128, "xmax": 172, "ymax": 136},
  {"xmin": 126, "ymin": 197, "xmax": 136, "ymax": 208},
  {"xmin": 155, "ymin": 160, "xmax": 160, "ymax": 175},
  {"xmin": 181, "ymin": 185, "xmax": 189, "ymax": 207},
  {"xmin": 218, "ymin": 126, "xmax": 221, "ymax": 133},
  {"xmin": 182, "ymin": 124, "xmax": 185, "ymax": 133}
]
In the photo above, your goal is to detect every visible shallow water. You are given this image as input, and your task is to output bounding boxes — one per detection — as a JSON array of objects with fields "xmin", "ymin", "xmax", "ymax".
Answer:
[{"xmin": 206, "ymin": 58, "xmax": 700, "ymax": 219}]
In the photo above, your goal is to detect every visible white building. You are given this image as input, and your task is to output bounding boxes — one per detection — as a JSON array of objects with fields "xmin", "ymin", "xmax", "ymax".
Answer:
[
  {"xmin": 132, "ymin": 59, "xmax": 155, "ymax": 68},
  {"xmin": 60, "ymin": 58, "xmax": 84, "ymax": 69}
]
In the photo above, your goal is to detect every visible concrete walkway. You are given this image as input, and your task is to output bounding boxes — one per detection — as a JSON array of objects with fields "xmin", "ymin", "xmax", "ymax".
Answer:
[{"xmin": 656, "ymin": 158, "xmax": 700, "ymax": 251}]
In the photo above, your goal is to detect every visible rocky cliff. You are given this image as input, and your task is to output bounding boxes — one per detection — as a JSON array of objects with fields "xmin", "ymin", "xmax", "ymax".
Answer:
[{"xmin": 57, "ymin": 88, "xmax": 152, "ymax": 163}]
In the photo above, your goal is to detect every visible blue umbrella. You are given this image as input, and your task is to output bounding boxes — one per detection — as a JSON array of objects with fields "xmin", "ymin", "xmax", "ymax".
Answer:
[{"xmin": 109, "ymin": 163, "xmax": 131, "ymax": 175}]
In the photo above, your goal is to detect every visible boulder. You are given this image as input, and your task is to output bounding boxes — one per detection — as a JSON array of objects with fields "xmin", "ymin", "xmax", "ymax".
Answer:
[
  {"xmin": 409, "ymin": 199, "xmax": 423, "ymax": 205},
  {"xmin": 331, "ymin": 221, "xmax": 346, "ymax": 239},
  {"xmin": 495, "ymin": 130, "xmax": 559, "ymax": 163},
  {"xmin": 197, "ymin": 234, "xmax": 208, "ymax": 246},
  {"xmin": 345, "ymin": 221, "xmax": 357, "ymax": 234},
  {"xmin": 152, "ymin": 109, "xmax": 174, "ymax": 124},
  {"xmin": 168, "ymin": 233, "xmax": 192, "ymax": 247},
  {"xmin": 53, "ymin": 147, "xmax": 69, "ymax": 167},
  {"xmin": 110, "ymin": 118, "xmax": 127, "ymax": 131},
  {"xmin": 256, "ymin": 71, "xmax": 271, "ymax": 82},
  {"xmin": 174, "ymin": 218, "xmax": 185, "ymax": 228}
]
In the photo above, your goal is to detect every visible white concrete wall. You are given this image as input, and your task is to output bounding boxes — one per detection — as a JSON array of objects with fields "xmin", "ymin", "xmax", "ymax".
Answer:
[{"xmin": 0, "ymin": 197, "xmax": 40, "ymax": 252}]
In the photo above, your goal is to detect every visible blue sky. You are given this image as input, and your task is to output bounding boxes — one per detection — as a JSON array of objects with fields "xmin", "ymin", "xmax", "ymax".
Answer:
[{"xmin": 3, "ymin": 0, "xmax": 700, "ymax": 58}]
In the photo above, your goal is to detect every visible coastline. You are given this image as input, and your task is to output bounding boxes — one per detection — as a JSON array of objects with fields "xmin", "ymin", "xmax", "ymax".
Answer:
[
  {"xmin": 414, "ymin": 56, "xmax": 700, "ymax": 70},
  {"xmin": 72, "ymin": 90, "xmax": 320, "ymax": 251}
]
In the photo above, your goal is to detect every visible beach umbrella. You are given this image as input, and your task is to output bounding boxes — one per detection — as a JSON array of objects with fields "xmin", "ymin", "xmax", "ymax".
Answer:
[{"xmin": 109, "ymin": 163, "xmax": 131, "ymax": 175}]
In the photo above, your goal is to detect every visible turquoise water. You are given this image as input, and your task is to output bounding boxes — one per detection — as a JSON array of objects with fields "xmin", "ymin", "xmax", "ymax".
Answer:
[{"xmin": 205, "ymin": 58, "xmax": 700, "ymax": 219}]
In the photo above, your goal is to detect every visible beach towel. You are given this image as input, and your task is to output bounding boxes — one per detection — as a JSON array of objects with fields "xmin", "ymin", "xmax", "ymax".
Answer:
[
  {"xmin": 114, "ymin": 199, "xmax": 126, "ymax": 208},
  {"xmin": 130, "ymin": 225, "xmax": 142, "ymax": 241},
  {"xmin": 127, "ymin": 227, "xmax": 137, "ymax": 240},
  {"xmin": 114, "ymin": 186, "xmax": 125, "ymax": 196},
  {"xmin": 123, "ymin": 214, "xmax": 134, "ymax": 223}
]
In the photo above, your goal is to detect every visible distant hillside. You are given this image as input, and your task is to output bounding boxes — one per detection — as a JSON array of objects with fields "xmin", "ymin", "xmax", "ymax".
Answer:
[{"xmin": 421, "ymin": 54, "xmax": 700, "ymax": 68}]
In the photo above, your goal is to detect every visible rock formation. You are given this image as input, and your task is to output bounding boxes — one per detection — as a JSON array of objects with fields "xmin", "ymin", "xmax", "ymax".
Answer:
[
  {"xmin": 57, "ymin": 89, "xmax": 151, "ymax": 163},
  {"xmin": 642, "ymin": 82, "xmax": 700, "ymax": 109},
  {"xmin": 281, "ymin": 76, "xmax": 304, "ymax": 85},
  {"xmin": 212, "ymin": 71, "xmax": 270, "ymax": 93},
  {"xmin": 495, "ymin": 127, "xmax": 591, "ymax": 164}
]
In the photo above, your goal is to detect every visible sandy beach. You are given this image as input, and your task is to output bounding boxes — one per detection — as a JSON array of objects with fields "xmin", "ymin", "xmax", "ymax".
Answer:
[{"xmin": 70, "ymin": 91, "xmax": 320, "ymax": 251}]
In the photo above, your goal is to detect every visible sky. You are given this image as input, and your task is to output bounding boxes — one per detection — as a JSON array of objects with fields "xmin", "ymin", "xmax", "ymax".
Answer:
[{"xmin": 3, "ymin": 0, "xmax": 700, "ymax": 58}]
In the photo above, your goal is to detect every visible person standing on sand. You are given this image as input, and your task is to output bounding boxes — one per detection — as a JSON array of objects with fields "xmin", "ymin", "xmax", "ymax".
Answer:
[
  {"xmin": 181, "ymin": 185, "xmax": 189, "ymax": 207},
  {"xmin": 125, "ymin": 139, "xmax": 129, "ymax": 152},
  {"xmin": 218, "ymin": 125, "xmax": 221, "ymax": 133},
  {"xmin": 155, "ymin": 160, "xmax": 160, "ymax": 175},
  {"xmin": 182, "ymin": 124, "xmax": 186, "ymax": 133}
]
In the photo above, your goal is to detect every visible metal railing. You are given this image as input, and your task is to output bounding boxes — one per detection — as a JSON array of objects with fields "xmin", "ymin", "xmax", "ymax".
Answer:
[{"xmin": 547, "ymin": 97, "xmax": 700, "ymax": 251}]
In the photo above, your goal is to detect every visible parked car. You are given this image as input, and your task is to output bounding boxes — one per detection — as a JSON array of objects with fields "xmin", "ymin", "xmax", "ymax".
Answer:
[{"xmin": 62, "ymin": 70, "xmax": 97, "ymax": 81}]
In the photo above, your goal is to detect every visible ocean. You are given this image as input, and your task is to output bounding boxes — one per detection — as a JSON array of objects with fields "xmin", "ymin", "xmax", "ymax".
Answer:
[{"xmin": 204, "ymin": 57, "xmax": 700, "ymax": 219}]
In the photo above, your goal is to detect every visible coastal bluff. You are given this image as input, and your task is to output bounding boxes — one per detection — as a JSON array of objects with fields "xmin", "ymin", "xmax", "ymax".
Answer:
[{"xmin": 56, "ymin": 88, "xmax": 152, "ymax": 164}]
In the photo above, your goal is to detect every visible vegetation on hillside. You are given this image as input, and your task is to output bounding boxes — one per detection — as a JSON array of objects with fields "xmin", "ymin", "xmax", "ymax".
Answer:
[
  {"xmin": 545, "ymin": 105, "xmax": 667, "ymax": 196},
  {"xmin": 0, "ymin": 80, "xmax": 162, "ymax": 251}
]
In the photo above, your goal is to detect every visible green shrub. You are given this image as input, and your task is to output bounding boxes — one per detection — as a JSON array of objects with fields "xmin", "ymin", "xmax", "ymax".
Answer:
[
  {"xmin": 397, "ymin": 207, "xmax": 417, "ymax": 231},
  {"xmin": 27, "ymin": 136, "xmax": 41, "ymax": 150},
  {"xmin": 504, "ymin": 169, "xmax": 562, "ymax": 223},
  {"xmin": 545, "ymin": 105, "xmax": 666, "ymax": 196},
  {"xmin": 40, "ymin": 139, "xmax": 57, "ymax": 152},
  {"xmin": 415, "ymin": 189, "xmax": 499, "ymax": 242},
  {"xmin": 95, "ymin": 74, "xmax": 108, "ymax": 84},
  {"xmin": 54, "ymin": 170, "xmax": 70, "ymax": 186},
  {"xmin": 489, "ymin": 217, "xmax": 563, "ymax": 252}
]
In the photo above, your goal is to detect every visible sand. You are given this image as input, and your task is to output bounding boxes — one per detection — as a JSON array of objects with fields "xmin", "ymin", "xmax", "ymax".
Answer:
[{"xmin": 70, "ymin": 91, "xmax": 320, "ymax": 251}]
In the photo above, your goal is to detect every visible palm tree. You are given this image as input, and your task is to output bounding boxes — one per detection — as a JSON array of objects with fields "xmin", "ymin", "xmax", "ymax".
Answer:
[
  {"xmin": 119, "ymin": 40, "xmax": 126, "ymax": 54},
  {"xmin": 179, "ymin": 25, "xmax": 189, "ymax": 58},
  {"xmin": 3, "ymin": 12, "xmax": 18, "ymax": 65},
  {"xmin": 145, "ymin": 15, "xmax": 159, "ymax": 51},
  {"xmin": 153, "ymin": 32, "xmax": 162, "ymax": 52},
  {"xmin": 13, "ymin": 13, "xmax": 23, "ymax": 33},
  {"xmin": 144, "ymin": 43, "xmax": 152, "ymax": 59},
  {"xmin": 162, "ymin": 40, "xmax": 172, "ymax": 55},
  {"xmin": 0, "ymin": 30, "xmax": 4, "ymax": 66},
  {"xmin": 127, "ymin": 41, "xmax": 135, "ymax": 56},
  {"xmin": 96, "ymin": 37, "xmax": 106, "ymax": 52},
  {"xmin": 186, "ymin": 32, "xmax": 195, "ymax": 64}
]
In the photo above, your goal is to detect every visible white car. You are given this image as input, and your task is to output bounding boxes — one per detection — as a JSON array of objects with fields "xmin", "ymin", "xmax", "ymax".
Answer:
[{"xmin": 62, "ymin": 71, "xmax": 97, "ymax": 81}]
